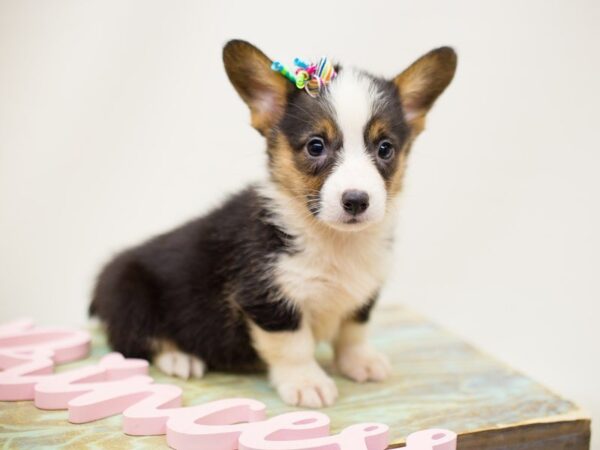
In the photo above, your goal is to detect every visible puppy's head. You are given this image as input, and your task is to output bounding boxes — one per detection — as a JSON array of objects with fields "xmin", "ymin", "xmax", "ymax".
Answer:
[{"xmin": 223, "ymin": 40, "xmax": 456, "ymax": 232}]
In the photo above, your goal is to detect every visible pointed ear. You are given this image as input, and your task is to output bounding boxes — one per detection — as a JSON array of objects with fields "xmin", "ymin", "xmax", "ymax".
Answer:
[
  {"xmin": 394, "ymin": 47, "xmax": 457, "ymax": 132},
  {"xmin": 223, "ymin": 40, "xmax": 292, "ymax": 135}
]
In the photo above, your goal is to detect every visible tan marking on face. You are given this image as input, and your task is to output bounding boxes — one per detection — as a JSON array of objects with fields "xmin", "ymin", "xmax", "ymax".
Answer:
[
  {"xmin": 268, "ymin": 116, "xmax": 340, "ymax": 217},
  {"xmin": 317, "ymin": 117, "xmax": 338, "ymax": 143},
  {"xmin": 387, "ymin": 150, "xmax": 408, "ymax": 197},
  {"xmin": 364, "ymin": 117, "xmax": 412, "ymax": 198},
  {"xmin": 268, "ymin": 133, "xmax": 322, "ymax": 214},
  {"xmin": 366, "ymin": 118, "xmax": 390, "ymax": 143},
  {"xmin": 269, "ymin": 134, "xmax": 320, "ymax": 191}
]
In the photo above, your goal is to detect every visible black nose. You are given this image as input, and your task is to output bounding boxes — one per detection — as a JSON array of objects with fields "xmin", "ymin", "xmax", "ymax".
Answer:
[{"xmin": 341, "ymin": 190, "xmax": 370, "ymax": 216}]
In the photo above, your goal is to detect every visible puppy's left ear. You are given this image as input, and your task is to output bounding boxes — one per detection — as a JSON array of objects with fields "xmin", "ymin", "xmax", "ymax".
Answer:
[
  {"xmin": 223, "ymin": 40, "xmax": 292, "ymax": 135},
  {"xmin": 394, "ymin": 47, "xmax": 457, "ymax": 132}
]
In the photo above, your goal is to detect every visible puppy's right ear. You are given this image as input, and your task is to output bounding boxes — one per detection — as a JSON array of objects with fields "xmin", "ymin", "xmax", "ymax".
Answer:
[
  {"xmin": 223, "ymin": 40, "xmax": 292, "ymax": 135},
  {"xmin": 394, "ymin": 47, "xmax": 457, "ymax": 133}
]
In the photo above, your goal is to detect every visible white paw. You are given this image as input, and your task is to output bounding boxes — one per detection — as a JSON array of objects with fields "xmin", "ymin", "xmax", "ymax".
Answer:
[
  {"xmin": 271, "ymin": 362, "xmax": 338, "ymax": 408},
  {"xmin": 154, "ymin": 351, "xmax": 205, "ymax": 380},
  {"xmin": 336, "ymin": 346, "xmax": 391, "ymax": 383}
]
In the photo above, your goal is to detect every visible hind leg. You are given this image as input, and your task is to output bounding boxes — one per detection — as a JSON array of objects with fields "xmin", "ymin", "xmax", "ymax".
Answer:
[
  {"xmin": 91, "ymin": 256, "xmax": 163, "ymax": 360},
  {"xmin": 153, "ymin": 340, "xmax": 206, "ymax": 380}
]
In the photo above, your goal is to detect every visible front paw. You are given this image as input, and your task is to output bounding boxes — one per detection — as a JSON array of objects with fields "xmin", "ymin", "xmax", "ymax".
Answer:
[
  {"xmin": 270, "ymin": 362, "xmax": 338, "ymax": 408},
  {"xmin": 336, "ymin": 346, "xmax": 391, "ymax": 383}
]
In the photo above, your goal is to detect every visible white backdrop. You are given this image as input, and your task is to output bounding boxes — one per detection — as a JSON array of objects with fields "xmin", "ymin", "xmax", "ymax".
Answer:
[{"xmin": 1, "ymin": 0, "xmax": 598, "ymax": 446}]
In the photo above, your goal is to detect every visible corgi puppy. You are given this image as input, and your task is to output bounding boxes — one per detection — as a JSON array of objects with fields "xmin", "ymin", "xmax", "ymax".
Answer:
[{"xmin": 90, "ymin": 40, "xmax": 457, "ymax": 408}]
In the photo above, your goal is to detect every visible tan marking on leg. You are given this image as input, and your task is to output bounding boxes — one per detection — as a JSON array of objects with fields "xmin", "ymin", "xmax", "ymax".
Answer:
[
  {"xmin": 334, "ymin": 321, "xmax": 391, "ymax": 383},
  {"xmin": 249, "ymin": 321, "xmax": 338, "ymax": 408}
]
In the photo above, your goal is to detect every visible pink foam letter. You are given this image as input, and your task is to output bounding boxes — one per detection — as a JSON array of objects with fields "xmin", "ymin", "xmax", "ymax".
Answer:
[
  {"xmin": 165, "ymin": 398, "xmax": 267, "ymax": 450},
  {"xmin": 0, "ymin": 320, "xmax": 92, "ymax": 400},
  {"xmin": 33, "ymin": 353, "xmax": 149, "ymax": 409},
  {"xmin": 0, "ymin": 318, "xmax": 90, "ymax": 364},
  {"xmin": 238, "ymin": 411, "xmax": 389, "ymax": 450},
  {"xmin": 405, "ymin": 429, "xmax": 457, "ymax": 450},
  {"xmin": 67, "ymin": 378, "xmax": 180, "ymax": 424}
]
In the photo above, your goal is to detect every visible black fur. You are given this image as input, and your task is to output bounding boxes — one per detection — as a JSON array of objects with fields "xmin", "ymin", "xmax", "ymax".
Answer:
[
  {"xmin": 90, "ymin": 186, "xmax": 300, "ymax": 370},
  {"xmin": 352, "ymin": 293, "xmax": 378, "ymax": 323}
]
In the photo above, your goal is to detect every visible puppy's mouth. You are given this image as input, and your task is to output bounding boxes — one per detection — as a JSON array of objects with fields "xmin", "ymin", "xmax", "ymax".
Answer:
[{"xmin": 317, "ymin": 214, "xmax": 377, "ymax": 232}]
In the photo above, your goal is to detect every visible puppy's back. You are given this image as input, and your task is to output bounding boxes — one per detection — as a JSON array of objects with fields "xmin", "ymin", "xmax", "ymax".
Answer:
[{"xmin": 90, "ymin": 186, "xmax": 290, "ymax": 370}]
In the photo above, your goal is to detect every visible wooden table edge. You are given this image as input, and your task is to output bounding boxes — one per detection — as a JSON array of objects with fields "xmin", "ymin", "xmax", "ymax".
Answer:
[{"xmin": 387, "ymin": 411, "xmax": 591, "ymax": 449}]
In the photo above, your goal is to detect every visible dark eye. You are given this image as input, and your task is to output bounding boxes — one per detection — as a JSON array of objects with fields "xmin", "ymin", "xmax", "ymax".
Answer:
[
  {"xmin": 306, "ymin": 137, "xmax": 325, "ymax": 157},
  {"xmin": 377, "ymin": 140, "xmax": 394, "ymax": 160}
]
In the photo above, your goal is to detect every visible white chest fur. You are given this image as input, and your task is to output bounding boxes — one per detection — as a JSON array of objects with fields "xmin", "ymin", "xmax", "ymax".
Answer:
[{"xmin": 273, "ymin": 222, "xmax": 393, "ymax": 342}]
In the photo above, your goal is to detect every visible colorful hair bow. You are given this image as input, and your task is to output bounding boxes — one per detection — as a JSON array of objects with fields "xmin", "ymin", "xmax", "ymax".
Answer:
[{"xmin": 271, "ymin": 57, "xmax": 337, "ymax": 97}]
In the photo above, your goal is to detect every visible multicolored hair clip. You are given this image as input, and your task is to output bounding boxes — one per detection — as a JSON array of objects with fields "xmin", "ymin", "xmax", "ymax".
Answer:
[{"xmin": 271, "ymin": 57, "xmax": 337, "ymax": 97}]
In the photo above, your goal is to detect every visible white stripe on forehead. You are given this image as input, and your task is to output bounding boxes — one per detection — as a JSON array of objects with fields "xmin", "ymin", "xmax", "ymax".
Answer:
[
  {"xmin": 318, "ymin": 69, "xmax": 388, "ymax": 228},
  {"xmin": 326, "ymin": 69, "xmax": 381, "ymax": 156}
]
